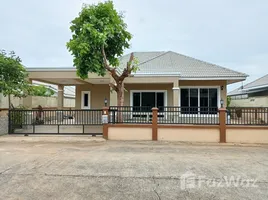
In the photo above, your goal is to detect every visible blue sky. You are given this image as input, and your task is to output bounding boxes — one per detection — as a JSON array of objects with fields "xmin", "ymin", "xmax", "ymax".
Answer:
[{"xmin": 1, "ymin": 0, "xmax": 268, "ymax": 91}]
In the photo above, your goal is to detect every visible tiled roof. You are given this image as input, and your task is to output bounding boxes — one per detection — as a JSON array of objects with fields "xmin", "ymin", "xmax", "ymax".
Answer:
[
  {"xmin": 118, "ymin": 51, "xmax": 247, "ymax": 78},
  {"xmin": 228, "ymin": 74, "xmax": 268, "ymax": 96}
]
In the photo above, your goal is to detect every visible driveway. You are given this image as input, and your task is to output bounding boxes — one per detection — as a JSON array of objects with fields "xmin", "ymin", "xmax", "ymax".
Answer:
[{"xmin": 0, "ymin": 136, "xmax": 268, "ymax": 200}]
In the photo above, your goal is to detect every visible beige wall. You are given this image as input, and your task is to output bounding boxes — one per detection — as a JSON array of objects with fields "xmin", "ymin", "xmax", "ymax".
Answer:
[
  {"xmin": 0, "ymin": 94, "xmax": 75, "ymax": 108},
  {"xmin": 75, "ymin": 80, "xmax": 227, "ymax": 108},
  {"xmin": 76, "ymin": 84, "xmax": 110, "ymax": 109},
  {"xmin": 158, "ymin": 127, "xmax": 220, "ymax": 142},
  {"xmin": 108, "ymin": 127, "xmax": 152, "ymax": 140},
  {"xmin": 226, "ymin": 128, "xmax": 268, "ymax": 144},
  {"xmin": 230, "ymin": 96, "xmax": 268, "ymax": 107}
]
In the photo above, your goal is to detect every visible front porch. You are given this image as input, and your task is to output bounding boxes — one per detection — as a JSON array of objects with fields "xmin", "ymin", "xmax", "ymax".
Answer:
[{"xmin": 23, "ymin": 68, "xmax": 227, "ymax": 110}]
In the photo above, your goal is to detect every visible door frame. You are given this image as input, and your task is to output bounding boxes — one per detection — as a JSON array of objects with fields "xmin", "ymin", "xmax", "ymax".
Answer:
[{"xmin": 81, "ymin": 91, "xmax": 91, "ymax": 109}]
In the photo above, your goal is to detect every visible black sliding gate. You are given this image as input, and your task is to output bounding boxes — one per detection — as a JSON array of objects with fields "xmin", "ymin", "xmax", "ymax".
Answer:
[{"xmin": 8, "ymin": 109, "xmax": 103, "ymax": 135}]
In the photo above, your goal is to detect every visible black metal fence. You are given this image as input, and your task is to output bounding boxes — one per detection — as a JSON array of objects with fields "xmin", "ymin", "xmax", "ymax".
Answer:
[
  {"xmin": 227, "ymin": 107, "xmax": 268, "ymax": 125},
  {"xmin": 158, "ymin": 107, "xmax": 219, "ymax": 124},
  {"xmin": 109, "ymin": 106, "xmax": 153, "ymax": 124},
  {"xmin": 109, "ymin": 106, "xmax": 219, "ymax": 125},
  {"xmin": 9, "ymin": 109, "xmax": 103, "ymax": 135}
]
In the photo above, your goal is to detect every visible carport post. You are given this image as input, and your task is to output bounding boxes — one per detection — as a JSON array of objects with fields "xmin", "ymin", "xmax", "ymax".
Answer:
[
  {"xmin": 152, "ymin": 107, "xmax": 158, "ymax": 141},
  {"xmin": 219, "ymin": 108, "xmax": 226, "ymax": 143},
  {"xmin": 102, "ymin": 107, "xmax": 109, "ymax": 139}
]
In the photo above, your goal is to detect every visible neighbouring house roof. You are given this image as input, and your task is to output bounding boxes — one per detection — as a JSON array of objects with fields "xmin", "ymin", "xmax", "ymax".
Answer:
[
  {"xmin": 33, "ymin": 81, "xmax": 75, "ymax": 98},
  {"xmin": 228, "ymin": 74, "xmax": 268, "ymax": 96},
  {"xmin": 118, "ymin": 51, "xmax": 248, "ymax": 80}
]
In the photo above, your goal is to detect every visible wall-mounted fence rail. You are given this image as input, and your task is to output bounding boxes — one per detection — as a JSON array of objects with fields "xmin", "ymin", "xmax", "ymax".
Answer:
[
  {"xmin": 157, "ymin": 107, "xmax": 219, "ymax": 124},
  {"xmin": 109, "ymin": 106, "xmax": 153, "ymax": 124},
  {"xmin": 109, "ymin": 106, "xmax": 219, "ymax": 125},
  {"xmin": 227, "ymin": 107, "xmax": 268, "ymax": 125},
  {"xmin": 8, "ymin": 109, "xmax": 103, "ymax": 135}
]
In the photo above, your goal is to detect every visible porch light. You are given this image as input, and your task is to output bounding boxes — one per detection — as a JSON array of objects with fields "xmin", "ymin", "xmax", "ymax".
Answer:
[
  {"xmin": 104, "ymin": 97, "xmax": 108, "ymax": 107},
  {"xmin": 220, "ymin": 99, "xmax": 224, "ymax": 108}
]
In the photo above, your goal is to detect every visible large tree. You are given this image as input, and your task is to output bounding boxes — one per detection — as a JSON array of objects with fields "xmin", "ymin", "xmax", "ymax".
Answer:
[
  {"xmin": 67, "ymin": 1, "xmax": 137, "ymax": 106},
  {"xmin": 0, "ymin": 50, "xmax": 32, "ymax": 108}
]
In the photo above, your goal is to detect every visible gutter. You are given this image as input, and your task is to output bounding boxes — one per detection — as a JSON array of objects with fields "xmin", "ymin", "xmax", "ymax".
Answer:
[{"xmin": 26, "ymin": 67, "xmax": 76, "ymax": 72}]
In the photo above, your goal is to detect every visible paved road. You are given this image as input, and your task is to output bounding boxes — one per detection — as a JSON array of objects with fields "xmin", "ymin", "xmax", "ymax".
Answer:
[{"xmin": 0, "ymin": 137, "xmax": 268, "ymax": 200}]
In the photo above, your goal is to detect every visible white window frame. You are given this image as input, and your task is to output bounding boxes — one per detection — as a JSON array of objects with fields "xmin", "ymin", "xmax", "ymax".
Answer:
[
  {"xmin": 179, "ymin": 86, "xmax": 221, "ymax": 116},
  {"xmin": 81, "ymin": 91, "xmax": 91, "ymax": 109},
  {"xmin": 129, "ymin": 90, "xmax": 167, "ymax": 120},
  {"xmin": 130, "ymin": 90, "xmax": 168, "ymax": 107}
]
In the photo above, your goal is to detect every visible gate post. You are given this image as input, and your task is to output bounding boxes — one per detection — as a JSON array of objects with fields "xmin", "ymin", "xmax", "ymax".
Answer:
[
  {"xmin": 152, "ymin": 107, "xmax": 158, "ymax": 141},
  {"xmin": 219, "ymin": 108, "xmax": 227, "ymax": 143},
  {"xmin": 102, "ymin": 107, "xmax": 109, "ymax": 139}
]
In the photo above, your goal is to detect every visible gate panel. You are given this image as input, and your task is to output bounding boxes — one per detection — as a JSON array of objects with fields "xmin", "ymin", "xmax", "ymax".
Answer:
[{"xmin": 9, "ymin": 109, "xmax": 103, "ymax": 135}]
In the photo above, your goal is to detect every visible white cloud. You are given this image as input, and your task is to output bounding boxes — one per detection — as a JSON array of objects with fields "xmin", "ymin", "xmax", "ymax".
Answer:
[{"xmin": 1, "ymin": 0, "xmax": 267, "ymax": 89}]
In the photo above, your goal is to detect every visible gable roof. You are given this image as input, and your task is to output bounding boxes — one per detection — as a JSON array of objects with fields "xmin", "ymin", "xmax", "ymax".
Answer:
[
  {"xmin": 118, "ymin": 51, "xmax": 247, "ymax": 80},
  {"xmin": 228, "ymin": 74, "xmax": 268, "ymax": 96}
]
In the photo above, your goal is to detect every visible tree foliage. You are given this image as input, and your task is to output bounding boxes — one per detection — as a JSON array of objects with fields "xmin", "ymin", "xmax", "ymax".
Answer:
[
  {"xmin": 31, "ymin": 85, "xmax": 55, "ymax": 97},
  {"xmin": 0, "ymin": 50, "xmax": 32, "ymax": 98},
  {"xmin": 67, "ymin": 1, "xmax": 137, "ymax": 106}
]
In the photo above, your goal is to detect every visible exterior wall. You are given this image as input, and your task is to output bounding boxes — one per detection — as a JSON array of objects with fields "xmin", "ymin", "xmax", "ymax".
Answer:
[
  {"xmin": 0, "ymin": 115, "xmax": 8, "ymax": 135},
  {"xmin": 226, "ymin": 127, "xmax": 268, "ymax": 144},
  {"xmin": 180, "ymin": 80, "xmax": 227, "ymax": 107},
  {"xmin": 158, "ymin": 126, "xmax": 220, "ymax": 142},
  {"xmin": 0, "ymin": 94, "xmax": 75, "ymax": 108},
  {"xmin": 107, "ymin": 80, "xmax": 227, "ymax": 107},
  {"xmin": 124, "ymin": 83, "xmax": 173, "ymax": 106},
  {"xmin": 76, "ymin": 84, "xmax": 110, "ymax": 109},
  {"xmin": 230, "ymin": 96, "xmax": 268, "ymax": 107},
  {"xmin": 108, "ymin": 126, "xmax": 152, "ymax": 140}
]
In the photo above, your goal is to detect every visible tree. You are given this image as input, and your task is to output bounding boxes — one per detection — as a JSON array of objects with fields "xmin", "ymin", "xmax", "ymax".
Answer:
[
  {"xmin": 32, "ymin": 85, "xmax": 55, "ymax": 97},
  {"xmin": 67, "ymin": 1, "xmax": 137, "ymax": 106},
  {"xmin": 0, "ymin": 50, "xmax": 32, "ymax": 108}
]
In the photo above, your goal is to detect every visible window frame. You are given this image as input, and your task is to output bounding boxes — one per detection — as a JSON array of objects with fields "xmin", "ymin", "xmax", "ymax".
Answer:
[
  {"xmin": 179, "ymin": 86, "xmax": 221, "ymax": 115},
  {"xmin": 130, "ymin": 90, "xmax": 168, "ymax": 109}
]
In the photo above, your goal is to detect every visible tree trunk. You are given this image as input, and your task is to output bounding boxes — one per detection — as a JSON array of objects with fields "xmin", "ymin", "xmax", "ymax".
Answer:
[
  {"xmin": 8, "ymin": 94, "xmax": 11, "ymax": 109},
  {"xmin": 116, "ymin": 82, "xmax": 124, "ymax": 107},
  {"xmin": 116, "ymin": 82, "xmax": 124, "ymax": 122}
]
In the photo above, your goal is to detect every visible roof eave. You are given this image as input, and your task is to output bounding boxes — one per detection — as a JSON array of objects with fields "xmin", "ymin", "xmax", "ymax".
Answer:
[
  {"xmin": 179, "ymin": 76, "xmax": 247, "ymax": 81},
  {"xmin": 26, "ymin": 67, "xmax": 76, "ymax": 72}
]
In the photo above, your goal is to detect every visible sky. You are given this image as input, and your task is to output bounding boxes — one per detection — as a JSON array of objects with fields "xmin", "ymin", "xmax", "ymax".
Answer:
[{"xmin": 1, "ymin": 0, "xmax": 268, "ymax": 92}]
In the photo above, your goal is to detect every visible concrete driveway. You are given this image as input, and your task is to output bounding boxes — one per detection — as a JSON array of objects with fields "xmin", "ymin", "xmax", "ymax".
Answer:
[{"xmin": 0, "ymin": 136, "xmax": 268, "ymax": 200}]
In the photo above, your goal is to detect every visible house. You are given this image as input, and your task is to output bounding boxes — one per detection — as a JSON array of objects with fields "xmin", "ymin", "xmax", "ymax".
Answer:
[
  {"xmin": 228, "ymin": 74, "xmax": 268, "ymax": 107},
  {"xmin": 24, "ymin": 51, "xmax": 247, "ymax": 111}
]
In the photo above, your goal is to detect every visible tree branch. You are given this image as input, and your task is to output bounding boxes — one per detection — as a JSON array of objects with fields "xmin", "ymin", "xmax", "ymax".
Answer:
[
  {"xmin": 118, "ymin": 52, "xmax": 134, "ymax": 81},
  {"xmin": 101, "ymin": 45, "xmax": 119, "ymax": 81},
  {"xmin": 109, "ymin": 83, "xmax": 118, "ymax": 92}
]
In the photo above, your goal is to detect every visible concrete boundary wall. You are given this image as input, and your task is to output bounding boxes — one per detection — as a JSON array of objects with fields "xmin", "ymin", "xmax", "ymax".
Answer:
[
  {"xmin": 102, "ymin": 107, "xmax": 268, "ymax": 144},
  {"xmin": 226, "ymin": 127, "xmax": 268, "ymax": 144}
]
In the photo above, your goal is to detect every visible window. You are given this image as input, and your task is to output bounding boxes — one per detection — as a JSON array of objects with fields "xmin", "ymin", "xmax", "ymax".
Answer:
[
  {"xmin": 180, "ymin": 88, "xmax": 218, "ymax": 114},
  {"xmin": 132, "ymin": 91, "xmax": 165, "ymax": 112}
]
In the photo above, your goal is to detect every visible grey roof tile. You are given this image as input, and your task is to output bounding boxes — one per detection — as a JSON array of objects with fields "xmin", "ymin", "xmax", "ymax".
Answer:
[{"xmin": 118, "ymin": 51, "xmax": 247, "ymax": 78}]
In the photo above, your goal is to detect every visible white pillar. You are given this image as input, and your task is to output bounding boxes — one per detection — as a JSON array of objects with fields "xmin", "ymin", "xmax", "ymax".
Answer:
[
  {"xmin": 58, "ymin": 85, "xmax": 64, "ymax": 109},
  {"xmin": 173, "ymin": 80, "xmax": 180, "ymax": 107}
]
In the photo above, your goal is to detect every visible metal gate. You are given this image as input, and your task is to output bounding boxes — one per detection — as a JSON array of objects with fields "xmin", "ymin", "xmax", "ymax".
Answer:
[{"xmin": 8, "ymin": 109, "xmax": 103, "ymax": 135}]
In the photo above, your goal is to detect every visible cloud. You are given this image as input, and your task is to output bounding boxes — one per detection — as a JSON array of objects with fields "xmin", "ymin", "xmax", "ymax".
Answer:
[{"xmin": 0, "ymin": 0, "xmax": 267, "ymax": 91}]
